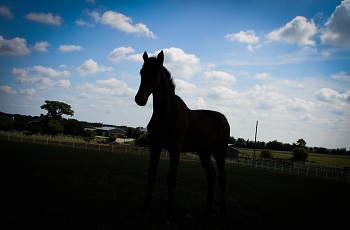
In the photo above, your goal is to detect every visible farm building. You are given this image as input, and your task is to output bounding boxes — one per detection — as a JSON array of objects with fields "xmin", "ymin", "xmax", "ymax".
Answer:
[
  {"xmin": 227, "ymin": 144, "xmax": 239, "ymax": 159},
  {"xmin": 91, "ymin": 127, "xmax": 126, "ymax": 138}
]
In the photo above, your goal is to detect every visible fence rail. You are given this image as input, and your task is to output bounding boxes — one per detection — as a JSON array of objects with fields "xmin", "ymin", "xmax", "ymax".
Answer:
[{"xmin": 1, "ymin": 130, "xmax": 349, "ymax": 183}]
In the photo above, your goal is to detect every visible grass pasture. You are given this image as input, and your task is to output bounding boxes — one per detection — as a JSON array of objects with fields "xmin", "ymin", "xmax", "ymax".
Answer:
[{"xmin": 1, "ymin": 139, "xmax": 350, "ymax": 230}]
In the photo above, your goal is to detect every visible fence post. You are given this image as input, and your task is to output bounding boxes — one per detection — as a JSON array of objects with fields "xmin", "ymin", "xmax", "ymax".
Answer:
[
  {"xmin": 85, "ymin": 142, "xmax": 87, "ymax": 149},
  {"xmin": 124, "ymin": 146, "xmax": 127, "ymax": 153},
  {"xmin": 112, "ymin": 146, "xmax": 114, "ymax": 152},
  {"xmin": 99, "ymin": 145, "xmax": 101, "ymax": 151}
]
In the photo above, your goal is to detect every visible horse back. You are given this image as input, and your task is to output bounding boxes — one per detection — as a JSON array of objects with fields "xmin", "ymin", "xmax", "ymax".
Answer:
[{"xmin": 182, "ymin": 109, "xmax": 230, "ymax": 152}]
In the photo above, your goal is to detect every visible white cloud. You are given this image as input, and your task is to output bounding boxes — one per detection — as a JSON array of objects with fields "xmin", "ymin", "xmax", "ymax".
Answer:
[
  {"xmin": 24, "ymin": 12, "xmax": 63, "ymax": 26},
  {"xmin": 209, "ymin": 86, "xmax": 238, "ymax": 100},
  {"xmin": 77, "ymin": 78, "xmax": 135, "ymax": 98},
  {"xmin": 226, "ymin": 30, "xmax": 259, "ymax": 44},
  {"xmin": 75, "ymin": 19, "xmax": 93, "ymax": 27},
  {"xmin": 107, "ymin": 46, "xmax": 135, "ymax": 62},
  {"xmin": 11, "ymin": 68, "xmax": 27, "ymax": 77},
  {"xmin": 189, "ymin": 97, "xmax": 207, "ymax": 109},
  {"xmin": 160, "ymin": 47, "xmax": 201, "ymax": 80},
  {"xmin": 0, "ymin": 36, "xmax": 30, "ymax": 55},
  {"xmin": 0, "ymin": 85, "xmax": 17, "ymax": 94},
  {"xmin": 284, "ymin": 97, "xmax": 315, "ymax": 112},
  {"xmin": 266, "ymin": 16, "xmax": 317, "ymax": 46},
  {"xmin": 59, "ymin": 44, "xmax": 83, "ymax": 52},
  {"xmin": 11, "ymin": 66, "xmax": 70, "ymax": 78},
  {"xmin": 101, "ymin": 11, "xmax": 156, "ymax": 38},
  {"xmin": 316, "ymin": 88, "xmax": 350, "ymax": 102},
  {"xmin": 11, "ymin": 66, "xmax": 71, "ymax": 90},
  {"xmin": 19, "ymin": 88, "xmax": 36, "ymax": 95},
  {"xmin": 0, "ymin": 6, "xmax": 13, "ymax": 19},
  {"xmin": 76, "ymin": 59, "xmax": 113, "ymax": 76},
  {"xmin": 174, "ymin": 79, "xmax": 197, "ymax": 95},
  {"xmin": 321, "ymin": 0, "xmax": 350, "ymax": 46},
  {"xmin": 27, "ymin": 66, "xmax": 70, "ymax": 78},
  {"xmin": 202, "ymin": 70, "xmax": 236, "ymax": 83},
  {"xmin": 331, "ymin": 72, "xmax": 350, "ymax": 82},
  {"xmin": 254, "ymin": 72, "xmax": 272, "ymax": 80},
  {"xmin": 37, "ymin": 78, "xmax": 71, "ymax": 89},
  {"xmin": 33, "ymin": 41, "xmax": 49, "ymax": 52}
]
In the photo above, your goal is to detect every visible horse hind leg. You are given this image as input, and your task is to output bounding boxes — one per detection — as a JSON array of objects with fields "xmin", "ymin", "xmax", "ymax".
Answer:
[
  {"xmin": 213, "ymin": 146, "xmax": 227, "ymax": 216},
  {"xmin": 199, "ymin": 152, "xmax": 216, "ymax": 215}
]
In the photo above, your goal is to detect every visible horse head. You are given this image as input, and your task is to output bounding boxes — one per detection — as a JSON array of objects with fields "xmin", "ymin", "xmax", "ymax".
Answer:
[{"xmin": 135, "ymin": 50, "xmax": 164, "ymax": 106}]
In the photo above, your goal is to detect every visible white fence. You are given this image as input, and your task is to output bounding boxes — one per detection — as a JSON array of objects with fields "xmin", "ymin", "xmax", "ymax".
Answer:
[
  {"xmin": 227, "ymin": 158, "xmax": 350, "ymax": 183},
  {"xmin": 1, "ymin": 130, "xmax": 349, "ymax": 183}
]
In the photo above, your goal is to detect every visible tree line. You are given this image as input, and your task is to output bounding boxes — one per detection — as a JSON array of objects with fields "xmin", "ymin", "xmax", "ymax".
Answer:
[
  {"xmin": 0, "ymin": 100, "xmax": 348, "ymax": 156},
  {"xmin": 229, "ymin": 137, "xmax": 349, "ymax": 155}
]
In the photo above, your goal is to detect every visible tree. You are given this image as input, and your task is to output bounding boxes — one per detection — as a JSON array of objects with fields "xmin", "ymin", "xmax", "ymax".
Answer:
[
  {"xmin": 296, "ymin": 138, "xmax": 306, "ymax": 147},
  {"xmin": 0, "ymin": 116, "xmax": 14, "ymax": 130},
  {"xmin": 45, "ymin": 119, "xmax": 64, "ymax": 135},
  {"xmin": 63, "ymin": 119, "xmax": 84, "ymax": 136},
  {"xmin": 40, "ymin": 100, "xmax": 74, "ymax": 121},
  {"xmin": 135, "ymin": 134, "xmax": 150, "ymax": 146},
  {"xmin": 292, "ymin": 147, "xmax": 309, "ymax": 162}
]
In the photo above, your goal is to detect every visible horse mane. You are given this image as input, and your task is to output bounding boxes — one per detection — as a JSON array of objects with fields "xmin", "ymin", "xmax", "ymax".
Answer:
[
  {"xmin": 162, "ymin": 67, "xmax": 176, "ymax": 93},
  {"xmin": 162, "ymin": 66, "xmax": 186, "ymax": 105}
]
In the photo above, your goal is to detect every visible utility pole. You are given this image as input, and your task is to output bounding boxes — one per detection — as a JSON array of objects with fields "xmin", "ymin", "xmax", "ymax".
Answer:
[{"xmin": 253, "ymin": 120, "xmax": 258, "ymax": 161}]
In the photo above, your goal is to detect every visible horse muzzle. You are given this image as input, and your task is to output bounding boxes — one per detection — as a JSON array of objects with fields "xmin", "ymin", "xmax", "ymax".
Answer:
[{"xmin": 135, "ymin": 91, "xmax": 148, "ymax": 106}]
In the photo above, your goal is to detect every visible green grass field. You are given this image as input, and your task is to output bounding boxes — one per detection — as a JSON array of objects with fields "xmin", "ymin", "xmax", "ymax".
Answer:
[
  {"xmin": 239, "ymin": 148, "xmax": 350, "ymax": 167},
  {"xmin": 1, "ymin": 139, "xmax": 350, "ymax": 230}
]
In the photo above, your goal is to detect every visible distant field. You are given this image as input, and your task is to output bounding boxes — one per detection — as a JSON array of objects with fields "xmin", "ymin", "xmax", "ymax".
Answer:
[
  {"xmin": 239, "ymin": 148, "xmax": 350, "ymax": 167},
  {"xmin": 1, "ymin": 139, "xmax": 350, "ymax": 230}
]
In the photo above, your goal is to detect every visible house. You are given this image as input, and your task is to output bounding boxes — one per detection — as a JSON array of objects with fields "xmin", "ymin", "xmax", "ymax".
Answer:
[{"xmin": 226, "ymin": 144, "xmax": 239, "ymax": 159}]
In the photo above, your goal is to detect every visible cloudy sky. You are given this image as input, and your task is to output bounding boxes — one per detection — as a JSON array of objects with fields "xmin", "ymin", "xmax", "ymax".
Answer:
[{"xmin": 1, "ymin": 0, "xmax": 349, "ymax": 149}]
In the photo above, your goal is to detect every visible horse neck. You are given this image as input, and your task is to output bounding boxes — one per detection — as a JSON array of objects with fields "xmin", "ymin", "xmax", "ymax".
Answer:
[{"xmin": 152, "ymin": 71, "xmax": 177, "ymax": 115}]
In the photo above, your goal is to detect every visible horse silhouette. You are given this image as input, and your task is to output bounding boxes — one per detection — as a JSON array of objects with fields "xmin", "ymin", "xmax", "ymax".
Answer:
[{"xmin": 135, "ymin": 50, "xmax": 230, "ymax": 216}]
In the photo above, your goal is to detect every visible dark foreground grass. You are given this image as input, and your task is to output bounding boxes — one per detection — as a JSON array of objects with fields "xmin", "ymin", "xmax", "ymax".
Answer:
[{"xmin": 1, "ymin": 139, "xmax": 349, "ymax": 230}]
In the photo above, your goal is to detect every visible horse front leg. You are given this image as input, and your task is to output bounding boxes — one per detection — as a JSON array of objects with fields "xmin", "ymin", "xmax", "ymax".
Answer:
[
  {"xmin": 143, "ymin": 145, "xmax": 161, "ymax": 212},
  {"xmin": 166, "ymin": 150, "xmax": 180, "ymax": 216}
]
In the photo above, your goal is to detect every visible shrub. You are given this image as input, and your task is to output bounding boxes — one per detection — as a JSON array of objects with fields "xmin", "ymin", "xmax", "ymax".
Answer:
[
  {"xmin": 292, "ymin": 147, "xmax": 309, "ymax": 162},
  {"xmin": 135, "ymin": 134, "xmax": 150, "ymax": 147},
  {"xmin": 260, "ymin": 149, "xmax": 273, "ymax": 159}
]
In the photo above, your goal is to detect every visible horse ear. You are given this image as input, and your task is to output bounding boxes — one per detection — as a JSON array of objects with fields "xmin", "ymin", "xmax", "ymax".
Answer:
[
  {"xmin": 143, "ymin": 51, "xmax": 148, "ymax": 61},
  {"xmin": 157, "ymin": 50, "xmax": 164, "ymax": 66}
]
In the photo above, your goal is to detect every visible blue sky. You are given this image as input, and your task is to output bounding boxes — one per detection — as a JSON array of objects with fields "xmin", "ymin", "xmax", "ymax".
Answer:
[{"xmin": 1, "ymin": 0, "xmax": 349, "ymax": 149}]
